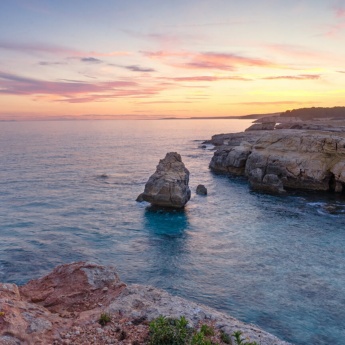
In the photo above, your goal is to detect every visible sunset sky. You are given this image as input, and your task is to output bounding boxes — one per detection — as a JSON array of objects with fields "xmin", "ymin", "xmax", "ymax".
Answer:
[{"xmin": 1, "ymin": 0, "xmax": 345, "ymax": 120}]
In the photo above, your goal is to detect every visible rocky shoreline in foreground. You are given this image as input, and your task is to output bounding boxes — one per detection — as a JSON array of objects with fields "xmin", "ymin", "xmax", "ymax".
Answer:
[{"xmin": 0, "ymin": 262, "xmax": 291, "ymax": 345}]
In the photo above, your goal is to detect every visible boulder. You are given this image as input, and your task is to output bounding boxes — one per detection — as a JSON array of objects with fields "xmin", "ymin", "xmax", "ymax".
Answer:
[
  {"xmin": 0, "ymin": 262, "xmax": 126, "ymax": 345},
  {"xmin": 138, "ymin": 152, "xmax": 191, "ymax": 208},
  {"xmin": 196, "ymin": 184, "xmax": 207, "ymax": 195}
]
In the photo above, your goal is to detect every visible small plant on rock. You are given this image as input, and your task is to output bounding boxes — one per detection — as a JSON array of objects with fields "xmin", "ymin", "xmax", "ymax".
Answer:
[
  {"xmin": 200, "ymin": 324, "xmax": 215, "ymax": 337},
  {"xmin": 98, "ymin": 312, "xmax": 111, "ymax": 326},
  {"xmin": 220, "ymin": 330, "xmax": 232, "ymax": 344},
  {"xmin": 191, "ymin": 331, "xmax": 212, "ymax": 345},
  {"xmin": 232, "ymin": 330, "xmax": 258, "ymax": 345},
  {"xmin": 149, "ymin": 315, "xmax": 190, "ymax": 345}
]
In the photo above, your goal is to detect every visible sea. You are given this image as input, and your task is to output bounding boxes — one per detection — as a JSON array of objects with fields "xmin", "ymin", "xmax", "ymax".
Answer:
[{"xmin": 0, "ymin": 119, "xmax": 345, "ymax": 345}]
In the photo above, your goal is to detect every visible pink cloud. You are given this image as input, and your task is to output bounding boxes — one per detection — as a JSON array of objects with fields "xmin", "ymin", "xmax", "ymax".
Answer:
[
  {"xmin": 141, "ymin": 50, "xmax": 191, "ymax": 59},
  {"xmin": 262, "ymin": 74, "xmax": 320, "ymax": 80},
  {"xmin": 325, "ymin": 22, "xmax": 345, "ymax": 37},
  {"xmin": 142, "ymin": 50, "xmax": 279, "ymax": 71},
  {"xmin": 264, "ymin": 44, "xmax": 333, "ymax": 61},
  {"xmin": 335, "ymin": 5, "xmax": 345, "ymax": 17},
  {"xmin": 163, "ymin": 75, "xmax": 251, "ymax": 82},
  {"xmin": 0, "ymin": 71, "xmax": 164, "ymax": 103}
]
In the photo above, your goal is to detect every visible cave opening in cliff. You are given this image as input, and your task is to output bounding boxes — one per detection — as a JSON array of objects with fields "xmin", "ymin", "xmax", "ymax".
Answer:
[{"xmin": 328, "ymin": 173, "xmax": 336, "ymax": 192}]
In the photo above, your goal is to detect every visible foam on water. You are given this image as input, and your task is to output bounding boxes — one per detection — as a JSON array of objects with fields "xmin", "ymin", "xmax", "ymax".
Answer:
[{"xmin": 1, "ymin": 120, "xmax": 345, "ymax": 345}]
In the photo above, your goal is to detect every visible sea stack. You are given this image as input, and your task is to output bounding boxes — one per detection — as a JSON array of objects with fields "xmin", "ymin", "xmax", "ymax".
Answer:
[{"xmin": 137, "ymin": 152, "xmax": 191, "ymax": 208}]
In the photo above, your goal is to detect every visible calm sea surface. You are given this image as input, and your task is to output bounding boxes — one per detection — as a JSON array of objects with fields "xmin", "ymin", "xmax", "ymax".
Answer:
[{"xmin": 1, "ymin": 120, "xmax": 345, "ymax": 345}]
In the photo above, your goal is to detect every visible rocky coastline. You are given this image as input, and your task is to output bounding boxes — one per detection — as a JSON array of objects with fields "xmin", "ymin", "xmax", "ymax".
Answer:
[
  {"xmin": 0, "ymin": 262, "xmax": 291, "ymax": 345},
  {"xmin": 207, "ymin": 115, "xmax": 345, "ymax": 194}
]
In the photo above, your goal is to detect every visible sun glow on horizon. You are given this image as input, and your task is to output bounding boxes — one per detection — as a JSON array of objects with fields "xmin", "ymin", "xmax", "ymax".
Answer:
[{"xmin": 1, "ymin": 0, "xmax": 345, "ymax": 120}]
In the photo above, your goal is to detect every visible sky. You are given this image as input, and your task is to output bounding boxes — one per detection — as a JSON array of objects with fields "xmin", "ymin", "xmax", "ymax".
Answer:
[{"xmin": 1, "ymin": 0, "xmax": 345, "ymax": 120}]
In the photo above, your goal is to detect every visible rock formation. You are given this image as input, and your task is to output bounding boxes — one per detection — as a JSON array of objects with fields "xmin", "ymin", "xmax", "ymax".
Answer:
[
  {"xmin": 196, "ymin": 184, "xmax": 207, "ymax": 195},
  {"xmin": 209, "ymin": 129, "xmax": 345, "ymax": 194},
  {"xmin": 0, "ymin": 262, "xmax": 291, "ymax": 345},
  {"xmin": 137, "ymin": 152, "xmax": 191, "ymax": 208}
]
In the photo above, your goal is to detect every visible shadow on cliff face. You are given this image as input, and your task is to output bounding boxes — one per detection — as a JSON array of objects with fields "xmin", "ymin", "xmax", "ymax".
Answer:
[{"xmin": 144, "ymin": 206, "xmax": 190, "ymax": 237}]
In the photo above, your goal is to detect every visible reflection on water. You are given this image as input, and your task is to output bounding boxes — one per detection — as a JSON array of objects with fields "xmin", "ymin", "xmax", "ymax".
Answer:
[
  {"xmin": 144, "ymin": 205, "xmax": 190, "ymax": 236},
  {"xmin": 143, "ymin": 206, "xmax": 190, "ymax": 289}
]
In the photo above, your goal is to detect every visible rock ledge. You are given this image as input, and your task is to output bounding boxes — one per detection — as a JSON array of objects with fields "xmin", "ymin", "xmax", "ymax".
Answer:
[{"xmin": 0, "ymin": 262, "xmax": 291, "ymax": 345}]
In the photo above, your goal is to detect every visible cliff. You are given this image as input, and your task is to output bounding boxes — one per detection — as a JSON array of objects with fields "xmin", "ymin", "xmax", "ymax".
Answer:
[{"xmin": 208, "ymin": 129, "xmax": 345, "ymax": 194}]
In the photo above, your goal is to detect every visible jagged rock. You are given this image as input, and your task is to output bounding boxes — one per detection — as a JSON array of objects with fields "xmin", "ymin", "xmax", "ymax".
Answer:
[
  {"xmin": 136, "ymin": 193, "xmax": 144, "ymax": 202},
  {"xmin": 210, "ymin": 142, "xmax": 252, "ymax": 174},
  {"xmin": 196, "ymin": 184, "xmax": 207, "ymax": 195},
  {"xmin": 138, "ymin": 152, "xmax": 191, "ymax": 208},
  {"xmin": 209, "ymin": 129, "xmax": 345, "ymax": 193}
]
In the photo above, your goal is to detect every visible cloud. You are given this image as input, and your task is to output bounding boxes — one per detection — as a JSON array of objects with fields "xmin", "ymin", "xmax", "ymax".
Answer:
[
  {"xmin": 0, "ymin": 71, "xmax": 165, "ymax": 103},
  {"xmin": 141, "ymin": 50, "xmax": 191, "ymax": 59},
  {"xmin": 337, "ymin": 70, "xmax": 345, "ymax": 73},
  {"xmin": 0, "ymin": 41, "xmax": 131, "ymax": 57},
  {"xmin": 133, "ymin": 100, "xmax": 193, "ymax": 104},
  {"xmin": 39, "ymin": 61, "xmax": 67, "ymax": 66},
  {"xmin": 142, "ymin": 50, "xmax": 279, "ymax": 71},
  {"xmin": 80, "ymin": 57, "xmax": 103, "ymax": 63},
  {"xmin": 163, "ymin": 75, "xmax": 251, "ymax": 82},
  {"xmin": 264, "ymin": 44, "xmax": 331, "ymax": 61},
  {"xmin": 323, "ymin": 22, "xmax": 345, "ymax": 37},
  {"xmin": 262, "ymin": 74, "xmax": 320, "ymax": 80},
  {"xmin": 124, "ymin": 30, "xmax": 203, "ymax": 45},
  {"xmin": 124, "ymin": 65, "xmax": 156, "ymax": 72},
  {"xmin": 334, "ymin": 4, "xmax": 345, "ymax": 18},
  {"xmin": 231, "ymin": 101, "xmax": 318, "ymax": 106}
]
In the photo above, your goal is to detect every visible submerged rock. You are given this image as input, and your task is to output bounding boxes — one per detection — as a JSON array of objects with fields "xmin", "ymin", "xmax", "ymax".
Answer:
[
  {"xmin": 137, "ymin": 152, "xmax": 191, "ymax": 208},
  {"xmin": 196, "ymin": 184, "xmax": 207, "ymax": 195}
]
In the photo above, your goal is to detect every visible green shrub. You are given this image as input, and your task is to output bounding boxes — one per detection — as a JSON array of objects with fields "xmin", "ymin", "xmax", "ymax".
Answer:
[
  {"xmin": 191, "ymin": 331, "xmax": 212, "ymax": 345},
  {"xmin": 200, "ymin": 324, "xmax": 215, "ymax": 337},
  {"xmin": 149, "ymin": 315, "xmax": 190, "ymax": 345},
  {"xmin": 98, "ymin": 312, "xmax": 111, "ymax": 326},
  {"xmin": 232, "ymin": 331, "xmax": 258, "ymax": 345}
]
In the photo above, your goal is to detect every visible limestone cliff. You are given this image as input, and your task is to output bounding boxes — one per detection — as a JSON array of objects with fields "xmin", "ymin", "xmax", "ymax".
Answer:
[{"xmin": 209, "ymin": 129, "xmax": 345, "ymax": 194}]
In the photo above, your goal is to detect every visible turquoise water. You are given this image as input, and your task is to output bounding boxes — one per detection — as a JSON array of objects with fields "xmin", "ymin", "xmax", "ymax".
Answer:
[{"xmin": 1, "ymin": 120, "xmax": 345, "ymax": 345}]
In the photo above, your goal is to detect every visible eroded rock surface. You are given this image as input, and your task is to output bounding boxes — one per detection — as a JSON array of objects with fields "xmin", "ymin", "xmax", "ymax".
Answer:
[
  {"xmin": 138, "ymin": 152, "xmax": 191, "ymax": 208},
  {"xmin": 196, "ymin": 184, "xmax": 207, "ymax": 195},
  {"xmin": 0, "ymin": 262, "xmax": 291, "ymax": 345},
  {"xmin": 209, "ymin": 129, "xmax": 345, "ymax": 194}
]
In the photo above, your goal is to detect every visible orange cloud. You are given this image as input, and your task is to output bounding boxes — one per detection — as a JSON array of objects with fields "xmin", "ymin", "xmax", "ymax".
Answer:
[{"xmin": 231, "ymin": 101, "xmax": 320, "ymax": 106}]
